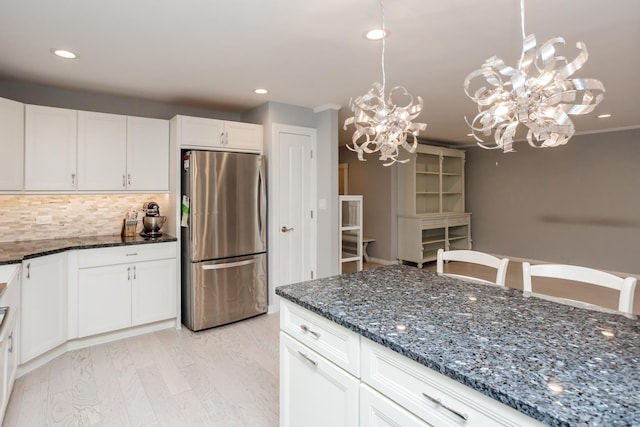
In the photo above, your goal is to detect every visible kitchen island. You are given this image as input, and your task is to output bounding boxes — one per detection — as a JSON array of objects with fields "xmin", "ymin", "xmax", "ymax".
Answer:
[{"xmin": 276, "ymin": 264, "xmax": 640, "ymax": 427}]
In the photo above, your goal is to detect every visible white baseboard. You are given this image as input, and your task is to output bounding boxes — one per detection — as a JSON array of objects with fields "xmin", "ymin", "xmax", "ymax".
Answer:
[{"xmin": 367, "ymin": 257, "xmax": 398, "ymax": 266}]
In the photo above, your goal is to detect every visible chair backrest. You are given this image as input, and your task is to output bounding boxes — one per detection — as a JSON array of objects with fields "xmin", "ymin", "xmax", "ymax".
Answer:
[
  {"xmin": 522, "ymin": 262, "xmax": 637, "ymax": 315},
  {"xmin": 436, "ymin": 249, "xmax": 509, "ymax": 287}
]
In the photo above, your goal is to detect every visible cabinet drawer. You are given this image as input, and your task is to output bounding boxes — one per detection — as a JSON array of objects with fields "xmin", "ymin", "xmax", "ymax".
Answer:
[
  {"xmin": 361, "ymin": 339, "xmax": 544, "ymax": 427},
  {"xmin": 446, "ymin": 215, "xmax": 470, "ymax": 227},
  {"xmin": 280, "ymin": 299, "xmax": 360, "ymax": 376},
  {"xmin": 78, "ymin": 242, "xmax": 176, "ymax": 268}
]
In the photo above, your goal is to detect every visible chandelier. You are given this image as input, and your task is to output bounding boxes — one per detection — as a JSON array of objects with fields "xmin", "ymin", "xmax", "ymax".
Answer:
[
  {"xmin": 343, "ymin": 0, "xmax": 427, "ymax": 166},
  {"xmin": 464, "ymin": 0, "xmax": 605, "ymax": 152}
]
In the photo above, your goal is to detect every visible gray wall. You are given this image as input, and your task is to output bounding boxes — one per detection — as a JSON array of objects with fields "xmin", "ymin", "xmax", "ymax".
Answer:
[
  {"xmin": 314, "ymin": 108, "xmax": 340, "ymax": 277},
  {"xmin": 0, "ymin": 79, "xmax": 241, "ymax": 121},
  {"xmin": 466, "ymin": 128, "xmax": 640, "ymax": 274},
  {"xmin": 339, "ymin": 147, "xmax": 396, "ymax": 261}
]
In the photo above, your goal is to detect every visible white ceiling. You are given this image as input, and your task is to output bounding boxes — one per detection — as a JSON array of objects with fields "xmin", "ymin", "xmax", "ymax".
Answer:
[{"xmin": 1, "ymin": 0, "xmax": 639, "ymax": 146}]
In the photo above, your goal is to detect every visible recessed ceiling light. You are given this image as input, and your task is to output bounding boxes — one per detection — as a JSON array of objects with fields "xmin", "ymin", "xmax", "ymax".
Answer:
[
  {"xmin": 254, "ymin": 88, "xmax": 268, "ymax": 95},
  {"xmin": 597, "ymin": 113, "xmax": 611, "ymax": 119},
  {"xmin": 365, "ymin": 29, "xmax": 388, "ymax": 40},
  {"xmin": 51, "ymin": 49, "xmax": 77, "ymax": 59}
]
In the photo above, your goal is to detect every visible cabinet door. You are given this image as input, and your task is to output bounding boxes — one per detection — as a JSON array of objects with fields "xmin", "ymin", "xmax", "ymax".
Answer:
[
  {"xmin": 0, "ymin": 97, "xmax": 24, "ymax": 191},
  {"xmin": 224, "ymin": 121, "xmax": 263, "ymax": 152},
  {"xmin": 77, "ymin": 111, "xmax": 127, "ymax": 190},
  {"xmin": 4, "ymin": 318, "xmax": 18, "ymax": 403},
  {"xmin": 131, "ymin": 258, "xmax": 176, "ymax": 326},
  {"xmin": 77, "ymin": 264, "xmax": 131, "ymax": 337},
  {"xmin": 280, "ymin": 332, "xmax": 359, "ymax": 427},
  {"xmin": 178, "ymin": 115, "xmax": 224, "ymax": 148},
  {"xmin": 360, "ymin": 384, "xmax": 430, "ymax": 427},
  {"xmin": 126, "ymin": 116, "xmax": 169, "ymax": 191},
  {"xmin": 21, "ymin": 252, "xmax": 68, "ymax": 364},
  {"xmin": 25, "ymin": 105, "xmax": 77, "ymax": 190}
]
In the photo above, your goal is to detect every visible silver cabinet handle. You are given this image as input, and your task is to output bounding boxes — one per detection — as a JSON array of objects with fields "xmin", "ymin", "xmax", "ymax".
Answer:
[
  {"xmin": 300, "ymin": 324, "xmax": 320, "ymax": 339},
  {"xmin": 133, "ymin": 265, "xmax": 136, "ymax": 280},
  {"xmin": 126, "ymin": 253, "xmax": 138, "ymax": 257},
  {"xmin": 127, "ymin": 266, "xmax": 131, "ymax": 280},
  {"xmin": 422, "ymin": 392, "xmax": 468, "ymax": 421},
  {"xmin": 71, "ymin": 173, "xmax": 76, "ymax": 185},
  {"xmin": 297, "ymin": 351, "xmax": 318, "ymax": 367},
  {"xmin": 8, "ymin": 332, "xmax": 13, "ymax": 353},
  {"xmin": 122, "ymin": 174, "xmax": 126, "ymax": 188},
  {"xmin": 26, "ymin": 262, "xmax": 30, "ymax": 279},
  {"xmin": 281, "ymin": 226, "xmax": 294, "ymax": 233},
  {"xmin": 128, "ymin": 173, "xmax": 131, "ymax": 186}
]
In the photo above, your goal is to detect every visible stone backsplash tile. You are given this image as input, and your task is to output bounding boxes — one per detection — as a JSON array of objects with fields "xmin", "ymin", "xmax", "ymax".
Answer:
[{"xmin": 0, "ymin": 194, "xmax": 170, "ymax": 242}]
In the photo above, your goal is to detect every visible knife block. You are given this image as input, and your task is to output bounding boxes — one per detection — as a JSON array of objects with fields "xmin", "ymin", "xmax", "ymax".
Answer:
[{"xmin": 121, "ymin": 218, "xmax": 138, "ymax": 237}]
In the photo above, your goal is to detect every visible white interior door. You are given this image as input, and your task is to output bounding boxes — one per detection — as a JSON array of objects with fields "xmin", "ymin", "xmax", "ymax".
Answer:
[{"xmin": 272, "ymin": 124, "xmax": 317, "ymax": 308}]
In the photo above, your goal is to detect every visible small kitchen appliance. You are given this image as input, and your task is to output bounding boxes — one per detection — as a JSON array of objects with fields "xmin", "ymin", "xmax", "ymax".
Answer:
[{"xmin": 141, "ymin": 201, "xmax": 166, "ymax": 238}]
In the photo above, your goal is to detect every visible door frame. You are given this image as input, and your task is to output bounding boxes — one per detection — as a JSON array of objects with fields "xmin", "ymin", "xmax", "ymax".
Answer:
[{"xmin": 270, "ymin": 124, "xmax": 317, "ymax": 311}]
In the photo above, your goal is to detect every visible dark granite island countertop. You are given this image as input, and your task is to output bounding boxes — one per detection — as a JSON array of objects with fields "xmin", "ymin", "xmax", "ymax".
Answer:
[
  {"xmin": 276, "ymin": 264, "xmax": 640, "ymax": 427},
  {"xmin": 0, "ymin": 233, "xmax": 177, "ymax": 265}
]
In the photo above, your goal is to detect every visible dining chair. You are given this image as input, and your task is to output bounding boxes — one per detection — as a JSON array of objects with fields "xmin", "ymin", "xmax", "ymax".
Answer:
[
  {"xmin": 436, "ymin": 249, "xmax": 509, "ymax": 287},
  {"xmin": 522, "ymin": 262, "xmax": 637, "ymax": 316}
]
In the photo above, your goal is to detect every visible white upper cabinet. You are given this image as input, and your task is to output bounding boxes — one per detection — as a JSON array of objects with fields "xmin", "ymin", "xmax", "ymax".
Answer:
[
  {"xmin": 78, "ymin": 112, "xmax": 169, "ymax": 192},
  {"xmin": 173, "ymin": 115, "xmax": 263, "ymax": 153},
  {"xmin": 23, "ymin": 105, "xmax": 169, "ymax": 193},
  {"xmin": 25, "ymin": 105, "xmax": 78, "ymax": 191},
  {"xmin": 0, "ymin": 97, "xmax": 24, "ymax": 191},
  {"xmin": 77, "ymin": 111, "xmax": 127, "ymax": 190},
  {"xmin": 126, "ymin": 116, "xmax": 169, "ymax": 191},
  {"xmin": 223, "ymin": 120, "xmax": 263, "ymax": 152}
]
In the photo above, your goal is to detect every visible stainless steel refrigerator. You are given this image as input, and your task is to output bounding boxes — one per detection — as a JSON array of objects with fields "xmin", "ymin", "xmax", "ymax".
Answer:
[{"xmin": 181, "ymin": 150, "xmax": 267, "ymax": 331}]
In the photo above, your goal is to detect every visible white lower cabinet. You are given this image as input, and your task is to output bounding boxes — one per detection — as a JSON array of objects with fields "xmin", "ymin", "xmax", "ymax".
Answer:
[
  {"xmin": 280, "ymin": 300, "xmax": 544, "ymax": 427},
  {"xmin": 360, "ymin": 384, "xmax": 430, "ymax": 427},
  {"xmin": 20, "ymin": 252, "xmax": 68, "ymax": 364},
  {"xmin": 0, "ymin": 264, "xmax": 20, "ymax": 423},
  {"xmin": 77, "ymin": 243, "xmax": 177, "ymax": 338},
  {"xmin": 280, "ymin": 332, "xmax": 359, "ymax": 427}
]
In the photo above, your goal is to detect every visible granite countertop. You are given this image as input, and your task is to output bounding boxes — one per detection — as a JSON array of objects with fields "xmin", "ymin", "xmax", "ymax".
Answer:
[
  {"xmin": 276, "ymin": 264, "xmax": 640, "ymax": 427},
  {"xmin": 0, "ymin": 233, "xmax": 177, "ymax": 265}
]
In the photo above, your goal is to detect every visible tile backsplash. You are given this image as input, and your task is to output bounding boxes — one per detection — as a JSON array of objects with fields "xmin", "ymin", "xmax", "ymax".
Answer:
[{"xmin": 0, "ymin": 194, "xmax": 170, "ymax": 242}]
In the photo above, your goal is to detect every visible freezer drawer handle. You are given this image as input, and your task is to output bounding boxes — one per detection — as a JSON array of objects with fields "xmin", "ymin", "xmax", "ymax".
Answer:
[{"xmin": 202, "ymin": 258, "xmax": 259, "ymax": 270}]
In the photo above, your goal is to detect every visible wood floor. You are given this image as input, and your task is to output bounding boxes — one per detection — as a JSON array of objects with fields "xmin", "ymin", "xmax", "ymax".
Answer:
[{"xmin": 2, "ymin": 313, "xmax": 280, "ymax": 427}]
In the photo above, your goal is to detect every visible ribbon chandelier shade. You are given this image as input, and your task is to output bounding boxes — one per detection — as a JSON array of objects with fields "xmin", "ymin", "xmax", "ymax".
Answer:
[
  {"xmin": 464, "ymin": 0, "xmax": 605, "ymax": 152},
  {"xmin": 344, "ymin": 0, "xmax": 427, "ymax": 166}
]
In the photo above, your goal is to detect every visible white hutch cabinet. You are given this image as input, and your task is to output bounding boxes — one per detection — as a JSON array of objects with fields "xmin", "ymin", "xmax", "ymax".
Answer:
[{"xmin": 397, "ymin": 144, "xmax": 471, "ymax": 267}]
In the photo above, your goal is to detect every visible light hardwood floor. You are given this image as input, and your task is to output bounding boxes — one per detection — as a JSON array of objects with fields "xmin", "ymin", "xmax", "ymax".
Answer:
[{"xmin": 3, "ymin": 313, "xmax": 280, "ymax": 427}]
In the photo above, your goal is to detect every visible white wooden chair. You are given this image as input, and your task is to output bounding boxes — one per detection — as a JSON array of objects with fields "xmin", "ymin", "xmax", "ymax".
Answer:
[
  {"xmin": 522, "ymin": 262, "xmax": 637, "ymax": 316},
  {"xmin": 436, "ymin": 249, "xmax": 509, "ymax": 287}
]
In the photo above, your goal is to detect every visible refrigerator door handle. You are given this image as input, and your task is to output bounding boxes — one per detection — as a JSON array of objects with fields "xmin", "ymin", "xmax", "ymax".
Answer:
[
  {"xmin": 202, "ymin": 258, "xmax": 259, "ymax": 270},
  {"xmin": 258, "ymin": 156, "xmax": 266, "ymax": 243}
]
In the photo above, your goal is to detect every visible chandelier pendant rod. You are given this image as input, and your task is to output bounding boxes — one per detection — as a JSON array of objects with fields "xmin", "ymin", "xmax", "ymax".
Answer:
[
  {"xmin": 380, "ymin": 0, "xmax": 386, "ymax": 93},
  {"xmin": 518, "ymin": 0, "xmax": 526, "ymax": 69}
]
